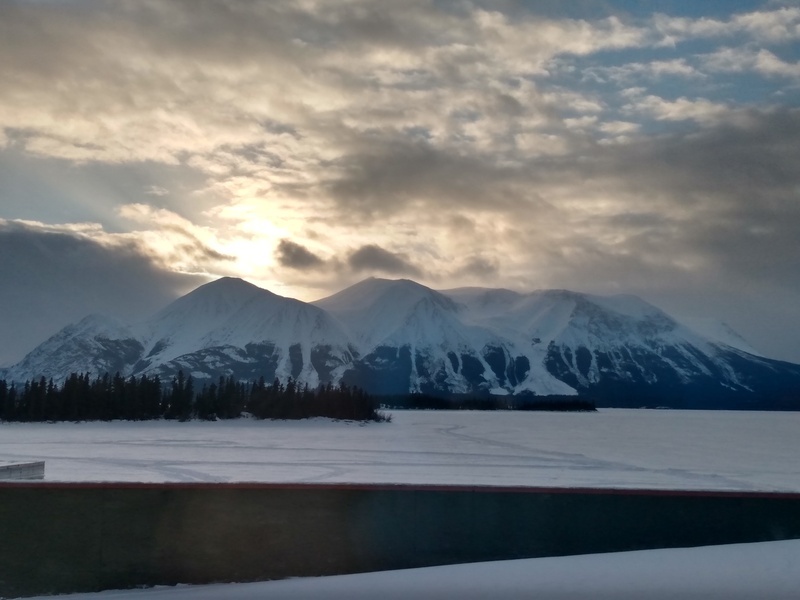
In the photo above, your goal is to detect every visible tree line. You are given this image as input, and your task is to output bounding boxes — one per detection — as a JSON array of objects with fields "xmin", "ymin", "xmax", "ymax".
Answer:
[{"xmin": 0, "ymin": 371, "xmax": 388, "ymax": 423}]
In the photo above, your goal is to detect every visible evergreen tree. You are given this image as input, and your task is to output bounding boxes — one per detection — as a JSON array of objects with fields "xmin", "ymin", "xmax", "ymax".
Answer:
[
  {"xmin": 0, "ymin": 379, "xmax": 7, "ymax": 421},
  {"xmin": 1, "ymin": 371, "xmax": 386, "ymax": 423}
]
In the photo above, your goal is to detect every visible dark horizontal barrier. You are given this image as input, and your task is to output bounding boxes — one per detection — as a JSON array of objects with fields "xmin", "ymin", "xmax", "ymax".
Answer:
[{"xmin": 1, "ymin": 482, "xmax": 800, "ymax": 598}]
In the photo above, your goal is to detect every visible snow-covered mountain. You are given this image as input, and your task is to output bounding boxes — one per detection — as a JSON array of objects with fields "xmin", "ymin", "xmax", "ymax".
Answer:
[
  {"xmin": 678, "ymin": 317, "xmax": 762, "ymax": 356},
  {"xmin": 6, "ymin": 278, "xmax": 355, "ymax": 390},
  {"xmin": 133, "ymin": 277, "xmax": 355, "ymax": 388},
  {"xmin": 440, "ymin": 286, "xmax": 800, "ymax": 408},
  {"xmin": 313, "ymin": 278, "xmax": 572, "ymax": 396},
  {"xmin": 4, "ymin": 277, "xmax": 800, "ymax": 409},
  {"xmin": 5, "ymin": 314, "xmax": 143, "ymax": 383}
]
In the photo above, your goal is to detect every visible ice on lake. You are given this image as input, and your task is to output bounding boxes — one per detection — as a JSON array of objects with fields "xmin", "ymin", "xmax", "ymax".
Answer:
[{"xmin": 1, "ymin": 409, "xmax": 799, "ymax": 491}]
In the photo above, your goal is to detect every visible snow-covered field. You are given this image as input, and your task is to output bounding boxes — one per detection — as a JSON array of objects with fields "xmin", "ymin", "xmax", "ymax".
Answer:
[
  {"xmin": 21, "ymin": 539, "xmax": 800, "ymax": 600},
  {"xmin": 6, "ymin": 409, "xmax": 800, "ymax": 599},
  {"xmin": 2, "ymin": 409, "xmax": 799, "ymax": 491}
]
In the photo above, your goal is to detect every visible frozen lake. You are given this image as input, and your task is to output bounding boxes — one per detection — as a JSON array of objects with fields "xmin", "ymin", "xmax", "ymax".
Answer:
[{"xmin": 2, "ymin": 409, "xmax": 799, "ymax": 491}]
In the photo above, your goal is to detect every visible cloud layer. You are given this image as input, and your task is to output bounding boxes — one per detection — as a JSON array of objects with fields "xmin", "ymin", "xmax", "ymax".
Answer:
[{"xmin": 1, "ymin": 0, "xmax": 799, "ymax": 362}]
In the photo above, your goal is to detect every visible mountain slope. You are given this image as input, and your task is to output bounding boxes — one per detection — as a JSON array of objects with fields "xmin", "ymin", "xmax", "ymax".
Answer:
[
  {"xmin": 7, "ymin": 278, "xmax": 356, "ymax": 388},
  {"xmin": 444, "ymin": 287, "xmax": 800, "ymax": 408},
  {"xmin": 315, "ymin": 278, "xmax": 573, "ymax": 396},
  {"xmin": 134, "ymin": 277, "xmax": 355, "ymax": 387},
  {"xmin": 5, "ymin": 314, "xmax": 143, "ymax": 384}
]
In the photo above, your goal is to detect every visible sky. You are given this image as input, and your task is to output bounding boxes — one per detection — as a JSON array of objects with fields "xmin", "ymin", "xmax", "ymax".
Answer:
[{"xmin": 1, "ymin": 0, "xmax": 800, "ymax": 366}]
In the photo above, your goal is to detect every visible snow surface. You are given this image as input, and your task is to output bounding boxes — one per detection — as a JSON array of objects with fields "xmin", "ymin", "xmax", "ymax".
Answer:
[
  {"xmin": 679, "ymin": 316, "xmax": 763, "ymax": 356},
  {"xmin": 22, "ymin": 539, "xmax": 800, "ymax": 599},
  {"xmin": 2, "ymin": 409, "xmax": 799, "ymax": 491},
  {"xmin": 8, "ymin": 410, "xmax": 800, "ymax": 598}
]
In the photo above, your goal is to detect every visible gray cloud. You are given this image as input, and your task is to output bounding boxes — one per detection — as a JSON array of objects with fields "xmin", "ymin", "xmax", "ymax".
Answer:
[
  {"xmin": 275, "ymin": 239, "xmax": 325, "ymax": 270},
  {"xmin": 322, "ymin": 138, "xmax": 558, "ymax": 220},
  {"xmin": 453, "ymin": 256, "xmax": 500, "ymax": 280},
  {"xmin": 0, "ymin": 221, "xmax": 207, "ymax": 366},
  {"xmin": 348, "ymin": 244, "xmax": 423, "ymax": 277},
  {"xmin": 157, "ymin": 223, "xmax": 235, "ymax": 265}
]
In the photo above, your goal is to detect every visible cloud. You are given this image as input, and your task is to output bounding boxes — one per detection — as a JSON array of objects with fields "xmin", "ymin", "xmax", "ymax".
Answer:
[
  {"xmin": 702, "ymin": 47, "xmax": 800, "ymax": 79},
  {"xmin": 348, "ymin": 244, "xmax": 423, "ymax": 277},
  {"xmin": 275, "ymin": 239, "xmax": 325, "ymax": 270},
  {"xmin": 598, "ymin": 120, "xmax": 641, "ymax": 135},
  {"xmin": 452, "ymin": 256, "xmax": 500, "ymax": 280},
  {"xmin": 588, "ymin": 58, "xmax": 705, "ymax": 84},
  {"xmin": 322, "ymin": 139, "xmax": 540, "ymax": 218},
  {"xmin": 0, "ymin": 220, "xmax": 207, "ymax": 366},
  {"xmin": 730, "ymin": 7, "xmax": 800, "ymax": 42},
  {"xmin": 653, "ymin": 7, "xmax": 800, "ymax": 43},
  {"xmin": 0, "ymin": 1, "xmax": 645, "ymax": 171},
  {"xmin": 144, "ymin": 185, "xmax": 169, "ymax": 197},
  {"xmin": 118, "ymin": 203, "xmax": 234, "ymax": 271},
  {"xmin": 623, "ymin": 94, "xmax": 731, "ymax": 124}
]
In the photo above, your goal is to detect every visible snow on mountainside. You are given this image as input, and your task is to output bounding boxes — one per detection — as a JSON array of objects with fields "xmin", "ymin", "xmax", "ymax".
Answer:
[
  {"xmin": 5, "ymin": 277, "xmax": 800, "ymax": 408},
  {"xmin": 444, "ymin": 286, "xmax": 694, "ymax": 382},
  {"xmin": 441, "ymin": 286, "xmax": 800, "ymax": 407},
  {"xmin": 135, "ymin": 277, "xmax": 355, "ymax": 387},
  {"xmin": 678, "ymin": 317, "xmax": 763, "ymax": 356},
  {"xmin": 312, "ymin": 278, "xmax": 461, "ymax": 351},
  {"xmin": 139, "ymin": 277, "xmax": 267, "ymax": 362},
  {"xmin": 7, "ymin": 278, "xmax": 355, "ymax": 388},
  {"xmin": 314, "ymin": 278, "xmax": 573, "ymax": 395},
  {"xmin": 6, "ymin": 314, "xmax": 143, "ymax": 384}
]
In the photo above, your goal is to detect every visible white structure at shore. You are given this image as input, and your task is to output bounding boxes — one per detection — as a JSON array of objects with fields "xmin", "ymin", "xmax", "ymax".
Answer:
[{"xmin": 0, "ymin": 461, "xmax": 44, "ymax": 480}]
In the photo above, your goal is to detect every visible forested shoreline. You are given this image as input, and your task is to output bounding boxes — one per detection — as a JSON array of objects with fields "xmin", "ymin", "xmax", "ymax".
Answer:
[
  {"xmin": 0, "ymin": 372, "xmax": 386, "ymax": 423},
  {"xmin": 0, "ymin": 371, "xmax": 600, "ymax": 424}
]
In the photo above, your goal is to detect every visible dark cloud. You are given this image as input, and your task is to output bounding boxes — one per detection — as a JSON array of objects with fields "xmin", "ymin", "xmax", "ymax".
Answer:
[
  {"xmin": 599, "ymin": 108, "xmax": 800, "ymax": 197},
  {"xmin": 348, "ymin": 244, "xmax": 423, "ymax": 277},
  {"xmin": 0, "ymin": 222, "xmax": 207, "ymax": 366},
  {"xmin": 173, "ymin": 241, "xmax": 232, "ymax": 263},
  {"xmin": 454, "ymin": 256, "xmax": 500, "ymax": 280},
  {"xmin": 588, "ymin": 108, "xmax": 800, "ymax": 289},
  {"xmin": 275, "ymin": 239, "xmax": 325, "ymax": 270},
  {"xmin": 323, "ymin": 139, "xmax": 544, "ymax": 218}
]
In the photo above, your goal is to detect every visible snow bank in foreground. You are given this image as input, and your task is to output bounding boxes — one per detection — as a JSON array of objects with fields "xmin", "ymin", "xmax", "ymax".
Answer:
[{"xmin": 27, "ymin": 539, "xmax": 800, "ymax": 600}]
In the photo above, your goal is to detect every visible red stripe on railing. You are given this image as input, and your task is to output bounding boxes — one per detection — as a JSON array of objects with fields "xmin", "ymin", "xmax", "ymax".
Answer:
[{"xmin": 1, "ymin": 480, "xmax": 799, "ymax": 499}]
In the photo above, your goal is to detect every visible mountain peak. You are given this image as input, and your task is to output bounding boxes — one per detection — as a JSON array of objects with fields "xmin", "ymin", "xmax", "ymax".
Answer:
[
  {"xmin": 314, "ymin": 277, "xmax": 456, "ymax": 315},
  {"xmin": 190, "ymin": 276, "xmax": 266, "ymax": 296},
  {"xmin": 161, "ymin": 277, "xmax": 276, "ymax": 314},
  {"xmin": 312, "ymin": 277, "xmax": 463, "ymax": 352},
  {"xmin": 142, "ymin": 277, "xmax": 273, "ymax": 354}
]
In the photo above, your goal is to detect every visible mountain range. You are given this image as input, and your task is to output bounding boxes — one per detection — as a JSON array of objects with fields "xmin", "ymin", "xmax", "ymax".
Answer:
[{"xmin": 2, "ymin": 277, "xmax": 799, "ymax": 409}]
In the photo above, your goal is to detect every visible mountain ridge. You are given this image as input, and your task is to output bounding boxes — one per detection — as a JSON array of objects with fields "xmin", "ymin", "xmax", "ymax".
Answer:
[{"xmin": 4, "ymin": 277, "xmax": 799, "ymax": 409}]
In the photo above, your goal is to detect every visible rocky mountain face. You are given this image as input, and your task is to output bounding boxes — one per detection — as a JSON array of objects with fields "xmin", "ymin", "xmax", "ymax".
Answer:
[{"xmin": 3, "ymin": 277, "xmax": 799, "ymax": 409}]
